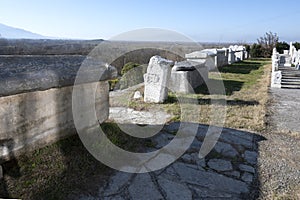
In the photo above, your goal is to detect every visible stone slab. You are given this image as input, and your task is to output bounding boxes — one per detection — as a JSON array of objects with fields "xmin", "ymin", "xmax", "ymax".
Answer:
[
  {"xmin": 144, "ymin": 55, "xmax": 174, "ymax": 103},
  {"xmin": 0, "ymin": 55, "xmax": 116, "ymax": 96}
]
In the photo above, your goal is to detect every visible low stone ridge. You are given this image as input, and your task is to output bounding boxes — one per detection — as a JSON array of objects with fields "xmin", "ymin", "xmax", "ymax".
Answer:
[
  {"xmin": 81, "ymin": 121, "xmax": 260, "ymax": 199},
  {"xmin": 0, "ymin": 55, "xmax": 117, "ymax": 96},
  {"xmin": 109, "ymin": 107, "xmax": 171, "ymax": 125}
]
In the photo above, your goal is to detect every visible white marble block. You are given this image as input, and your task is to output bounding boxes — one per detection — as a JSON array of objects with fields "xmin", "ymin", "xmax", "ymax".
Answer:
[{"xmin": 144, "ymin": 56, "xmax": 174, "ymax": 103}]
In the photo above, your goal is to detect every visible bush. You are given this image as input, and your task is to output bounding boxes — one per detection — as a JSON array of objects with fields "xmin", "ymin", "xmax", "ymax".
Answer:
[
  {"xmin": 293, "ymin": 42, "xmax": 300, "ymax": 50},
  {"xmin": 119, "ymin": 63, "xmax": 147, "ymax": 90},
  {"xmin": 108, "ymin": 78, "xmax": 119, "ymax": 91},
  {"xmin": 121, "ymin": 62, "xmax": 140, "ymax": 76},
  {"xmin": 250, "ymin": 43, "xmax": 263, "ymax": 58},
  {"xmin": 276, "ymin": 41, "xmax": 289, "ymax": 54},
  {"xmin": 245, "ymin": 44, "xmax": 251, "ymax": 53}
]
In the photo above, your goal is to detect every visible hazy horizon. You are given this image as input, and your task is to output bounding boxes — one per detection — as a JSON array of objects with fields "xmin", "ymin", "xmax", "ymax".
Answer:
[{"xmin": 1, "ymin": 0, "xmax": 300, "ymax": 43}]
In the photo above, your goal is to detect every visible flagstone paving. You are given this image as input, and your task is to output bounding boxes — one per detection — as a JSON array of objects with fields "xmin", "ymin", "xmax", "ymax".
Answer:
[{"xmin": 77, "ymin": 121, "xmax": 261, "ymax": 200}]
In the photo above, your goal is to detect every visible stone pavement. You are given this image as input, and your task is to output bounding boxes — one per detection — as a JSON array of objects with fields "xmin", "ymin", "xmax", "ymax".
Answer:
[
  {"xmin": 78, "ymin": 121, "xmax": 261, "ymax": 200},
  {"xmin": 269, "ymin": 88, "xmax": 300, "ymax": 133}
]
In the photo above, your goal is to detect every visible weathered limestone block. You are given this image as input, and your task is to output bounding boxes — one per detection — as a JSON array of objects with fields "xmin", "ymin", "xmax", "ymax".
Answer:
[
  {"xmin": 144, "ymin": 55, "xmax": 174, "ymax": 103},
  {"xmin": 228, "ymin": 45, "xmax": 247, "ymax": 63},
  {"xmin": 185, "ymin": 50, "xmax": 216, "ymax": 71},
  {"xmin": 272, "ymin": 58, "xmax": 279, "ymax": 72},
  {"xmin": 216, "ymin": 48, "xmax": 228, "ymax": 67},
  {"xmin": 169, "ymin": 61, "xmax": 208, "ymax": 94},
  {"xmin": 295, "ymin": 50, "xmax": 300, "ymax": 68},
  {"xmin": 271, "ymin": 71, "xmax": 282, "ymax": 88},
  {"xmin": 0, "ymin": 55, "xmax": 116, "ymax": 162},
  {"xmin": 235, "ymin": 51, "xmax": 244, "ymax": 61},
  {"xmin": 272, "ymin": 49, "xmax": 280, "ymax": 72},
  {"xmin": 0, "ymin": 82, "xmax": 109, "ymax": 161},
  {"xmin": 228, "ymin": 49, "xmax": 235, "ymax": 64},
  {"xmin": 0, "ymin": 55, "xmax": 116, "ymax": 97}
]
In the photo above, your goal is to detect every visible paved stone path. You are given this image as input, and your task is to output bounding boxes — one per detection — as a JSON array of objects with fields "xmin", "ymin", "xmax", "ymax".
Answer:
[
  {"xmin": 78, "ymin": 121, "xmax": 261, "ymax": 199},
  {"xmin": 269, "ymin": 88, "xmax": 300, "ymax": 134}
]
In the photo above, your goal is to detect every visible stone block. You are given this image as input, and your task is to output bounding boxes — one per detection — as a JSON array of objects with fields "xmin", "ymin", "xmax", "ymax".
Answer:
[
  {"xmin": 0, "ymin": 55, "xmax": 115, "ymax": 162},
  {"xmin": 0, "ymin": 81, "xmax": 110, "ymax": 162},
  {"xmin": 144, "ymin": 55, "xmax": 174, "ymax": 103},
  {"xmin": 228, "ymin": 49, "xmax": 236, "ymax": 64},
  {"xmin": 185, "ymin": 50, "xmax": 217, "ymax": 71},
  {"xmin": 207, "ymin": 159, "xmax": 233, "ymax": 172},
  {"xmin": 271, "ymin": 71, "xmax": 282, "ymax": 88},
  {"xmin": 169, "ymin": 61, "xmax": 208, "ymax": 94}
]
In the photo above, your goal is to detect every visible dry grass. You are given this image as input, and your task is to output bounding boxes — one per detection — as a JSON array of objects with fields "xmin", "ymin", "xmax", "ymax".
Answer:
[
  {"xmin": 159, "ymin": 60, "xmax": 272, "ymax": 132},
  {"xmin": 123, "ymin": 59, "xmax": 272, "ymax": 132},
  {"xmin": 219, "ymin": 61, "xmax": 271, "ymax": 131}
]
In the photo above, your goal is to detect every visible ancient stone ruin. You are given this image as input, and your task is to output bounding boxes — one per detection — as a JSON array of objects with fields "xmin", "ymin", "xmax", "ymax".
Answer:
[
  {"xmin": 144, "ymin": 45, "xmax": 248, "ymax": 100},
  {"xmin": 0, "ymin": 43, "xmax": 249, "ymax": 164},
  {"xmin": 0, "ymin": 55, "xmax": 116, "ymax": 162}
]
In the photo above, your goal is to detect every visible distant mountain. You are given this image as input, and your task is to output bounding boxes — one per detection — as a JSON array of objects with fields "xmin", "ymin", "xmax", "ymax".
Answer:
[{"xmin": 0, "ymin": 23, "xmax": 48, "ymax": 39}]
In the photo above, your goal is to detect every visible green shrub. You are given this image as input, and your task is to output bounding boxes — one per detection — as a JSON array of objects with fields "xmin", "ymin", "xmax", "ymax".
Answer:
[
  {"xmin": 293, "ymin": 42, "xmax": 300, "ymax": 50},
  {"xmin": 250, "ymin": 43, "xmax": 263, "ymax": 58},
  {"xmin": 121, "ymin": 62, "xmax": 140, "ymax": 76},
  {"xmin": 276, "ymin": 41, "xmax": 289, "ymax": 54},
  {"xmin": 119, "ymin": 62, "xmax": 147, "ymax": 90},
  {"xmin": 108, "ymin": 78, "xmax": 119, "ymax": 91}
]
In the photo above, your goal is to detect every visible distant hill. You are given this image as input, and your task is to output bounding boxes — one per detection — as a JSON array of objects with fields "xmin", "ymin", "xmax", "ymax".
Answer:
[{"xmin": 0, "ymin": 23, "xmax": 48, "ymax": 39}]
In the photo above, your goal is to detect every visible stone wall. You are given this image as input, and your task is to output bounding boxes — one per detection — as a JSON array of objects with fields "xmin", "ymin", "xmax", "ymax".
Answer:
[{"xmin": 0, "ymin": 55, "xmax": 116, "ymax": 162}]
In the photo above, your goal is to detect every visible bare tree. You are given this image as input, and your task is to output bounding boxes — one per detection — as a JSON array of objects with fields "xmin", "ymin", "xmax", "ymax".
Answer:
[
  {"xmin": 257, "ymin": 31, "xmax": 279, "ymax": 57},
  {"xmin": 257, "ymin": 31, "xmax": 278, "ymax": 48}
]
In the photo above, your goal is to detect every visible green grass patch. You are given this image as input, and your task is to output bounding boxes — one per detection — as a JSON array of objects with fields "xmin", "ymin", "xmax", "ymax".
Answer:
[{"xmin": 1, "ymin": 122, "xmax": 150, "ymax": 199}]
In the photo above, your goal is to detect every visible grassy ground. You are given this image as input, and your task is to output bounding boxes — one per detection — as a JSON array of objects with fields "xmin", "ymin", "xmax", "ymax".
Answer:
[
  {"xmin": 129, "ymin": 59, "xmax": 271, "ymax": 132},
  {"xmin": 209, "ymin": 60, "xmax": 271, "ymax": 131},
  {"xmin": 0, "ymin": 123, "xmax": 147, "ymax": 199},
  {"xmin": 0, "ymin": 135, "xmax": 112, "ymax": 199},
  {"xmin": 0, "ymin": 59, "xmax": 272, "ymax": 199}
]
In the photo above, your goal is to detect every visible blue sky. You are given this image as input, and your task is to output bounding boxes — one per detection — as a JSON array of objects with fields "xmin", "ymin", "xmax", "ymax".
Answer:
[{"xmin": 1, "ymin": 0, "xmax": 300, "ymax": 42}]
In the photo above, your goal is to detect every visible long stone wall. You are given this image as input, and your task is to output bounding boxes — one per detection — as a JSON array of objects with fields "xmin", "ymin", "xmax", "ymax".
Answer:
[{"xmin": 0, "ymin": 55, "xmax": 116, "ymax": 162}]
